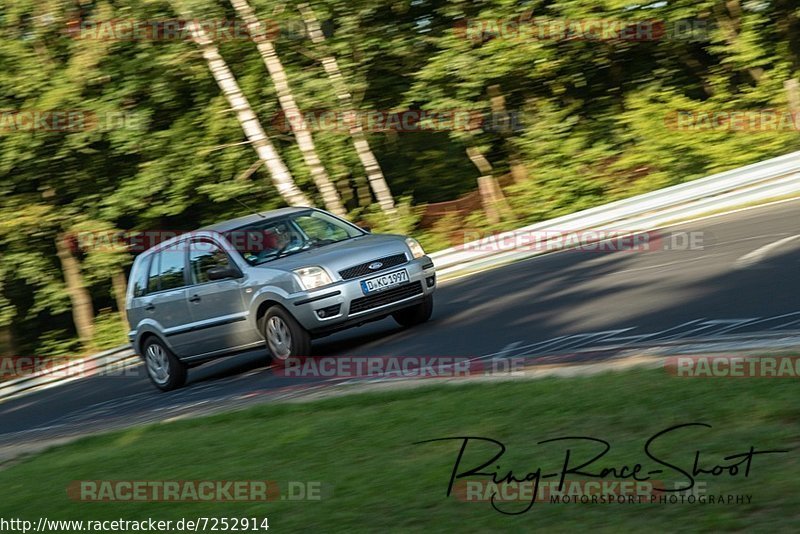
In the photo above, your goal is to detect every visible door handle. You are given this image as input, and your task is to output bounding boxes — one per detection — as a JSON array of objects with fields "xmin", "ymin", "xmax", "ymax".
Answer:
[
  {"xmin": 189, "ymin": 294, "xmax": 201, "ymax": 303},
  {"xmin": 144, "ymin": 303, "xmax": 155, "ymax": 311}
]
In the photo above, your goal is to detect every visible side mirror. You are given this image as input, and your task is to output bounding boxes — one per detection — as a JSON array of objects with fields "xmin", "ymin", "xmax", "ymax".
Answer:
[
  {"xmin": 207, "ymin": 265, "xmax": 241, "ymax": 281},
  {"xmin": 359, "ymin": 225, "xmax": 372, "ymax": 233}
]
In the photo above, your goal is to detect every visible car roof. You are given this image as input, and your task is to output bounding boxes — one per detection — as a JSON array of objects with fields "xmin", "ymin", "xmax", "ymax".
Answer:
[
  {"xmin": 200, "ymin": 207, "xmax": 312, "ymax": 233},
  {"xmin": 137, "ymin": 207, "xmax": 314, "ymax": 256}
]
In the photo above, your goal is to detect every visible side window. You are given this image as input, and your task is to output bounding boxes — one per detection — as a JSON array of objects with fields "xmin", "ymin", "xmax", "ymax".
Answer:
[
  {"xmin": 132, "ymin": 255, "xmax": 151, "ymax": 298},
  {"xmin": 147, "ymin": 252, "xmax": 161, "ymax": 293},
  {"xmin": 189, "ymin": 240, "xmax": 233, "ymax": 284},
  {"xmin": 158, "ymin": 244, "xmax": 187, "ymax": 291}
]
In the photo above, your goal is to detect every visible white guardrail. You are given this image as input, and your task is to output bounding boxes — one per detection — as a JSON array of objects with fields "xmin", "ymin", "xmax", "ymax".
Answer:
[
  {"xmin": 431, "ymin": 150, "xmax": 800, "ymax": 276},
  {"xmin": 2, "ymin": 150, "xmax": 800, "ymax": 403},
  {"xmin": 0, "ymin": 346, "xmax": 135, "ymax": 403}
]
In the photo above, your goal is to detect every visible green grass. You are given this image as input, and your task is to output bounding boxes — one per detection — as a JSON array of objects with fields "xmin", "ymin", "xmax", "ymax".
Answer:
[{"xmin": 0, "ymin": 369, "xmax": 798, "ymax": 532}]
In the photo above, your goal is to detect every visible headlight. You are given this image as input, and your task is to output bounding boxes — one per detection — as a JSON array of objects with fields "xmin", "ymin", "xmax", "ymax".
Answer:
[
  {"xmin": 405, "ymin": 237, "xmax": 425, "ymax": 259},
  {"xmin": 293, "ymin": 266, "xmax": 333, "ymax": 290}
]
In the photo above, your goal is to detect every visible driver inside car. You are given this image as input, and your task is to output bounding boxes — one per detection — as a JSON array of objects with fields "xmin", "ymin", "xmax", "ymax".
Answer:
[{"xmin": 248, "ymin": 224, "xmax": 302, "ymax": 264}]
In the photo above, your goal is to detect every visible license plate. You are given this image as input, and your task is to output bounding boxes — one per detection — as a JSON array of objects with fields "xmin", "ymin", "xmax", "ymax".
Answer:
[{"xmin": 361, "ymin": 269, "xmax": 409, "ymax": 294}]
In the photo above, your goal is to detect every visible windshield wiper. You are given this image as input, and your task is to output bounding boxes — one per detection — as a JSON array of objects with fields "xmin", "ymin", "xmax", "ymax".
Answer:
[
  {"xmin": 275, "ymin": 245, "xmax": 305, "ymax": 260},
  {"xmin": 251, "ymin": 237, "xmax": 347, "ymax": 265},
  {"xmin": 253, "ymin": 242, "xmax": 308, "ymax": 265}
]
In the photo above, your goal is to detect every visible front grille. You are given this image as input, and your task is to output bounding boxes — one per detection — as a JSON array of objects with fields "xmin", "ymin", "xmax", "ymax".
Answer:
[
  {"xmin": 349, "ymin": 282, "xmax": 423, "ymax": 315},
  {"xmin": 339, "ymin": 253, "xmax": 407, "ymax": 280}
]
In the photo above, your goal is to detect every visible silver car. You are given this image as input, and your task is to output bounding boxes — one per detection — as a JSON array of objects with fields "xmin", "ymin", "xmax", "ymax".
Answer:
[{"xmin": 126, "ymin": 208, "xmax": 436, "ymax": 391}]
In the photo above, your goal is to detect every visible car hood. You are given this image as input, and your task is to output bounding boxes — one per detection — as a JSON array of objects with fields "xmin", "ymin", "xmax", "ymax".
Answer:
[{"xmin": 258, "ymin": 234, "xmax": 411, "ymax": 279}]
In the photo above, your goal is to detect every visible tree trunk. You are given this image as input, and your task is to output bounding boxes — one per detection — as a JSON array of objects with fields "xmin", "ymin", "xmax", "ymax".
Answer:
[
  {"xmin": 230, "ymin": 0, "xmax": 345, "ymax": 216},
  {"xmin": 112, "ymin": 268, "xmax": 128, "ymax": 328},
  {"xmin": 466, "ymin": 147, "xmax": 512, "ymax": 225},
  {"xmin": 716, "ymin": 0, "xmax": 764, "ymax": 83},
  {"xmin": 55, "ymin": 234, "xmax": 94, "ymax": 347},
  {"xmin": 487, "ymin": 84, "xmax": 527, "ymax": 184},
  {"xmin": 185, "ymin": 20, "xmax": 312, "ymax": 208},
  {"xmin": 785, "ymin": 79, "xmax": 800, "ymax": 114},
  {"xmin": 298, "ymin": 3, "xmax": 396, "ymax": 215},
  {"xmin": 0, "ymin": 326, "xmax": 14, "ymax": 358}
]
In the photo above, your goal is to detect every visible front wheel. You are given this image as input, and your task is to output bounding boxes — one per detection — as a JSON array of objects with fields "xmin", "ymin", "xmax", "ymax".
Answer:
[
  {"xmin": 143, "ymin": 337, "xmax": 187, "ymax": 392},
  {"xmin": 263, "ymin": 305, "xmax": 311, "ymax": 361},
  {"xmin": 392, "ymin": 295, "xmax": 434, "ymax": 327}
]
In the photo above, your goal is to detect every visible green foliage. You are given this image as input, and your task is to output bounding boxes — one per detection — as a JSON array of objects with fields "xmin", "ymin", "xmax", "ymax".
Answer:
[
  {"xmin": 355, "ymin": 196, "xmax": 420, "ymax": 235},
  {"xmin": 416, "ymin": 211, "xmax": 462, "ymax": 252},
  {"xmin": 92, "ymin": 309, "xmax": 128, "ymax": 351},
  {"xmin": 36, "ymin": 328, "xmax": 82, "ymax": 358}
]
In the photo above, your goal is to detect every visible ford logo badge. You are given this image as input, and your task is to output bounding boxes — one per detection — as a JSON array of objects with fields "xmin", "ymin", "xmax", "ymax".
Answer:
[{"xmin": 368, "ymin": 262, "xmax": 383, "ymax": 270}]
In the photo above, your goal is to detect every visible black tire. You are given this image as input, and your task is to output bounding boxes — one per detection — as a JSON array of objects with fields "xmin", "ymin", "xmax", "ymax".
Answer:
[
  {"xmin": 392, "ymin": 295, "xmax": 434, "ymax": 327},
  {"xmin": 142, "ymin": 337, "xmax": 187, "ymax": 392},
  {"xmin": 262, "ymin": 305, "xmax": 312, "ymax": 362}
]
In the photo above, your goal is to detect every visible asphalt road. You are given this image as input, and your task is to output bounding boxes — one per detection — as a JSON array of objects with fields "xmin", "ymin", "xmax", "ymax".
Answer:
[{"xmin": 2, "ymin": 198, "xmax": 799, "ymax": 446}]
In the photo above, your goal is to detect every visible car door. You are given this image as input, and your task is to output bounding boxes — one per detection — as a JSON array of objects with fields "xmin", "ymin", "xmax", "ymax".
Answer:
[
  {"xmin": 185, "ymin": 238, "xmax": 259, "ymax": 355},
  {"xmin": 138, "ymin": 243, "xmax": 195, "ymax": 357}
]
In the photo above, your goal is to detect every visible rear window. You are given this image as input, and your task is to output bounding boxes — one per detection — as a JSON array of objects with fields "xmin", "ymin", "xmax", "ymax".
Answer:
[{"xmin": 147, "ymin": 252, "xmax": 161, "ymax": 293}]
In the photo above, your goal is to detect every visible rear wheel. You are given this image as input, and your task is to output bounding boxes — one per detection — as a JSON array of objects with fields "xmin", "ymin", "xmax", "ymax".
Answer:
[
  {"xmin": 143, "ymin": 337, "xmax": 187, "ymax": 391},
  {"xmin": 392, "ymin": 295, "xmax": 434, "ymax": 327},
  {"xmin": 263, "ymin": 305, "xmax": 311, "ymax": 361}
]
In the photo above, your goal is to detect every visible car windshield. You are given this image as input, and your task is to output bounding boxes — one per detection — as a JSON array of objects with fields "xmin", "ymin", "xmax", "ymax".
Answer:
[{"xmin": 226, "ymin": 210, "xmax": 364, "ymax": 266}]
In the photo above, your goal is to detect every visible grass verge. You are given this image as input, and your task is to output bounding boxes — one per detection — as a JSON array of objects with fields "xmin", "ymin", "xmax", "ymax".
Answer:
[{"xmin": 0, "ymin": 368, "xmax": 797, "ymax": 532}]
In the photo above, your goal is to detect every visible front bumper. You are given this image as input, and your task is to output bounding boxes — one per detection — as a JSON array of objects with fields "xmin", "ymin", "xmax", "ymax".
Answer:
[{"xmin": 289, "ymin": 256, "xmax": 436, "ymax": 335}]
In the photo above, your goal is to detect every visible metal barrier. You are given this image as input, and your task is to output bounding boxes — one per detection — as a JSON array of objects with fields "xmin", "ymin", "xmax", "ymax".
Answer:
[
  {"xmin": 0, "ymin": 346, "xmax": 136, "ymax": 403},
  {"xmin": 431, "ymin": 150, "xmax": 800, "ymax": 276}
]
